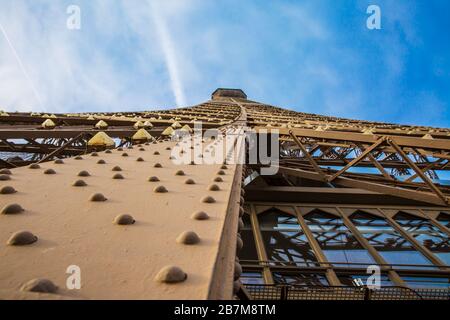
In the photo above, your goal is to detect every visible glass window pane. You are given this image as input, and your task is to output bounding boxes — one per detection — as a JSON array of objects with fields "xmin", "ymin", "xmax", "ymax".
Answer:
[
  {"xmin": 241, "ymin": 272, "xmax": 265, "ymax": 285},
  {"xmin": 273, "ymin": 273, "xmax": 328, "ymax": 286},
  {"xmin": 304, "ymin": 209, "xmax": 376, "ymax": 267},
  {"xmin": 350, "ymin": 211, "xmax": 434, "ymax": 269},
  {"xmin": 394, "ymin": 211, "xmax": 450, "ymax": 266},
  {"xmin": 402, "ymin": 276, "xmax": 450, "ymax": 289},
  {"xmin": 258, "ymin": 209, "xmax": 319, "ymax": 267},
  {"xmin": 337, "ymin": 274, "xmax": 393, "ymax": 287}
]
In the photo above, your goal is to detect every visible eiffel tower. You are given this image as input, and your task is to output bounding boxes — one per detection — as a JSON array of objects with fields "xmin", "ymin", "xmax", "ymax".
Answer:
[{"xmin": 0, "ymin": 88, "xmax": 449, "ymax": 300}]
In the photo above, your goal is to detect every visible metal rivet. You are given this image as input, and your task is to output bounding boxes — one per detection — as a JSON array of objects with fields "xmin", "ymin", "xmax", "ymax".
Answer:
[
  {"xmin": 128, "ymin": 146, "xmax": 134, "ymax": 149},
  {"xmin": 221, "ymin": 165, "xmax": 228, "ymax": 170},
  {"xmin": 201, "ymin": 196, "xmax": 216, "ymax": 203},
  {"xmin": 44, "ymin": 169, "xmax": 56, "ymax": 175},
  {"xmin": 154, "ymin": 151, "xmax": 160, "ymax": 155},
  {"xmin": 165, "ymin": 147, "xmax": 171, "ymax": 150},
  {"xmin": 139, "ymin": 148, "xmax": 145, "ymax": 151},
  {"xmin": 0, "ymin": 186, "xmax": 17, "ymax": 194},
  {"xmin": 191, "ymin": 211, "xmax": 209, "ymax": 220},
  {"xmin": 208, "ymin": 184, "xmax": 220, "ymax": 191},
  {"xmin": 176, "ymin": 231, "xmax": 200, "ymax": 245},
  {"xmin": 7, "ymin": 231, "xmax": 38, "ymax": 246},
  {"xmin": 90, "ymin": 193, "xmax": 107, "ymax": 202},
  {"xmin": 78, "ymin": 170, "xmax": 90, "ymax": 177},
  {"xmin": 175, "ymin": 170, "xmax": 185, "ymax": 176},
  {"xmin": 154, "ymin": 163, "xmax": 162, "ymax": 168},
  {"xmin": 105, "ymin": 150, "xmax": 112, "ymax": 154},
  {"xmin": 214, "ymin": 177, "xmax": 223, "ymax": 182},
  {"xmin": 148, "ymin": 176, "xmax": 160, "ymax": 182},
  {"xmin": 112, "ymin": 166, "xmax": 122, "ymax": 172},
  {"xmin": 154, "ymin": 185, "xmax": 168, "ymax": 193},
  {"xmin": 29, "ymin": 164, "xmax": 41, "ymax": 169},
  {"xmin": 238, "ymin": 218, "xmax": 244, "ymax": 231},
  {"xmin": 74, "ymin": 156, "xmax": 83, "ymax": 160},
  {"xmin": 1, "ymin": 203, "xmax": 24, "ymax": 215},
  {"xmin": 0, "ymin": 174, "xmax": 11, "ymax": 181},
  {"xmin": 0, "ymin": 169, "xmax": 12, "ymax": 175},
  {"xmin": 97, "ymin": 159, "xmax": 106, "ymax": 164},
  {"xmin": 154, "ymin": 265, "xmax": 187, "ymax": 283},
  {"xmin": 122, "ymin": 153, "xmax": 128, "ymax": 157},
  {"xmin": 234, "ymin": 262, "xmax": 242, "ymax": 281},
  {"xmin": 91, "ymin": 152, "xmax": 98, "ymax": 157},
  {"xmin": 113, "ymin": 214, "xmax": 135, "ymax": 225},
  {"xmin": 113, "ymin": 173, "xmax": 124, "ymax": 180},
  {"xmin": 217, "ymin": 170, "xmax": 225, "ymax": 175},
  {"xmin": 72, "ymin": 180, "xmax": 87, "ymax": 187},
  {"xmin": 136, "ymin": 157, "xmax": 144, "ymax": 162},
  {"xmin": 189, "ymin": 161, "xmax": 196, "ymax": 166},
  {"xmin": 117, "ymin": 147, "xmax": 123, "ymax": 151},
  {"xmin": 185, "ymin": 178, "xmax": 195, "ymax": 185},
  {"xmin": 54, "ymin": 159, "xmax": 64, "ymax": 164},
  {"xmin": 21, "ymin": 278, "xmax": 58, "ymax": 294},
  {"xmin": 236, "ymin": 235, "xmax": 243, "ymax": 252}
]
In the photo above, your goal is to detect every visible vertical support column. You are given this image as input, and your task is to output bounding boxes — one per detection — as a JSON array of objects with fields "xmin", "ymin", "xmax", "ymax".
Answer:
[
  {"xmin": 294, "ymin": 207, "xmax": 341, "ymax": 286},
  {"xmin": 250, "ymin": 204, "xmax": 274, "ymax": 284},
  {"xmin": 336, "ymin": 208, "xmax": 406, "ymax": 287}
]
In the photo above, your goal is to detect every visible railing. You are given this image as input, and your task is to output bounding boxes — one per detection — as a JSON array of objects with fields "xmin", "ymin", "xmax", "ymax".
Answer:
[{"xmin": 244, "ymin": 284, "xmax": 450, "ymax": 300}]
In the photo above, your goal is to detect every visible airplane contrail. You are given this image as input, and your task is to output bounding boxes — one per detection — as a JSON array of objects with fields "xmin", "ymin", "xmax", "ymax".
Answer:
[{"xmin": 149, "ymin": 2, "xmax": 187, "ymax": 107}]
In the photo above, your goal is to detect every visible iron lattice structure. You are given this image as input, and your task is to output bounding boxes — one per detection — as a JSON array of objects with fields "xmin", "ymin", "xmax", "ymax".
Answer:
[{"xmin": 0, "ymin": 88, "xmax": 449, "ymax": 300}]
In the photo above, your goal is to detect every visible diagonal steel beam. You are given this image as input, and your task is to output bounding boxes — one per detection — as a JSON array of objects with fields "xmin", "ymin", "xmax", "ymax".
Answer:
[
  {"xmin": 387, "ymin": 138, "xmax": 449, "ymax": 206},
  {"xmin": 328, "ymin": 137, "xmax": 386, "ymax": 182}
]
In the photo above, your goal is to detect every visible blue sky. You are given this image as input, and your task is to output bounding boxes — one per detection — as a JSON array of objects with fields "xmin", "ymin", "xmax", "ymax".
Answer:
[{"xmin": 0, "ymin": 0, "xmax": 449, "ymax": 127}]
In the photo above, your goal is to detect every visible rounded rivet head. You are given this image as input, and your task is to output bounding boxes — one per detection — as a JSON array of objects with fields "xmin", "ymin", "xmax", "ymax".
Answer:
[
  {"xmin": 44, "ymin": 168, "xmax": 56, "ymax": 175},
  {"xmin": 154, "ymin": 185, "xmax": 168, "ymax": 193},
  {"xmin": 165, "ymin": 147, "xmax": 171, "ymax": 151},
  {"xmin": 117, "ymin": 147, "xmax": 123, "ymax": 151},
  {"xmin": 236, "ymin": 235, "xmax": 243, "ymax": 252},
  {"xmin": 217, "ymin": 170, "xmax": 225, "ymax": 175},
  {"xmin": 54, "ymin": 159, "xmax": 64, "ymax": 164},
  {"xmin": 201, "ymin": 196, "xmax": 216, "ymax": 203},
  {"xmin": 97, "ymin": 159, "xmax": 106, "ymax": 164},
  {"xmin": 221, "ymin": 165, "xmax": 228, "ymax": 170},
  {"xmin": 113, "ymin": 214, "xmax": 135, "ymax": 225},
  {"xmin": 72, "ymin": 180, "xmax": 87, "ymax": 187},
  {"xmin": 176, "ymin": 231, "xmax": 200, "ymax": 245},
  {"xmin": 238, "ymin": 218, "xmax": 244, "ymax": 231},
  {"xmin": 21, "ymin": 278, "xmax": 58, "ymax": 294},
  {"xmin": 191, "ymin": 211, "xmax": 209, "ymax": 220},
  {"xmin": 122, "ymin": 153, "xmax": 128, "ymax": 157},
  {"xmin": 214, "ymin": 177, "xmax": 223, "ymax": 182},
  {"xmin": 139, "ymin": 148, "xmax": 145, "ymax": 151},
  {"xmin": 154, "ymin": 163, "xmax": 162, "ymax": 168},
  {"xmin": 0, "ymin": 169, "xmax": 12, "ymax": 175},
  {"xmin": 113, "ymin": 173, "xmax": 124, "ymax": 180},
  {"xmin": 136, "ymin": 157, "xmax": 144, "ymax": 162},
  {"xmin": 105, "ymin": 150, "xmax": 112, "ymax": 154},
  {"xmin": 90, "ymin": 193, "xmax": 107, "ymax": 202},
  {"xmin": 112, "ymin": 166, "xmax": 122, "ymax": 172},
  {"xmin": 0, "ymin": 174, "xmax": 11, "ymax": 181},
  {"xmin": 155, "ymin": 266, "xmax": 187, "ymax": 283},
  {"xmin": 239, "ymin": 206, "xmax": 244, "ymax": 217},
  {"xmin": 234, "ymin": 262, "xmax": 242, "ymax": 281},
  {"xmin": 148, "ymin": 176, "xmax": 160, "ymax": 182},
  {"xmin": 185, "ymin": 178, "xmax": 195, "ymax": 185},
  {"xmin": 29, "ymin": 164, "xmax": 40, "ymax": 169},
  {"xmin": 74, "ymin": 156, "xmax": 83, "ymax": 160},
  {"xmin": 175, "ymin": 170, "xmax": 185, "ymax": 176},
  {"xmin": 208, "ymin": 184, "xmax": 220, "ymax": 191},
  {"xmin": 189, "ymin": 161, "xmax": 196, "ymax": 166},
  {"xmin": 7, "ymin": 231, "xmax": 38, "ymax": 246},
  {"xmin": 91, "ymin": 152, "xmax": 98, "ymax": 157},
  {"xmin": 128, "ymin": 146, "xmax": 134, "ymax": 150},
  {"xmin": 78, "ymin": 170, "xmax": 90, "ymax": 177},
  {"xmin": 153, "ymin": 151, "xmax": 160, "ymax": 155},
  {"xmin": 1, "ymin": 203, "xmax": 24, "ymax": 215},
  {"xmin": 0, "ymin": 186, "xmax": 17, "ymax": 194}
]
